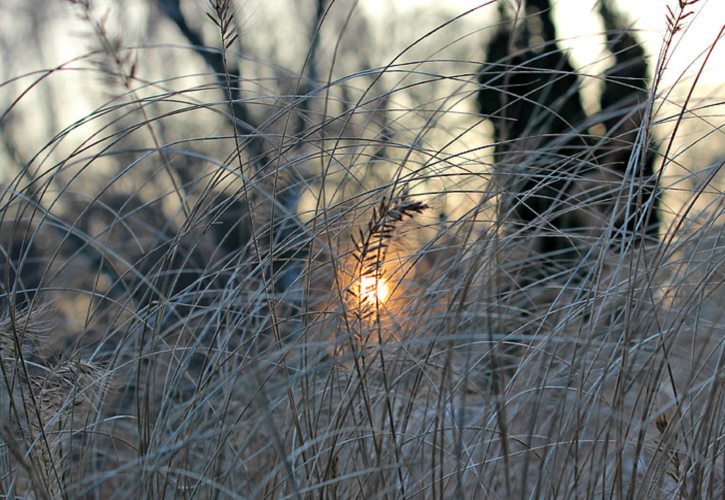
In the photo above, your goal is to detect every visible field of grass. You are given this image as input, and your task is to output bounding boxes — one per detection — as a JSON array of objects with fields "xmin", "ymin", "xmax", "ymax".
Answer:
[{"xmin": 0, "ymin": 0, "xmax": 723, "ymax": 497}]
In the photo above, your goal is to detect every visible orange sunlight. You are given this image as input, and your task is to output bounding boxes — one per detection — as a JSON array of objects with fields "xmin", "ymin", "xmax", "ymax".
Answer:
[{"xmin": 359, "ymin": 275, "xmax": 390, "ymax": 304}]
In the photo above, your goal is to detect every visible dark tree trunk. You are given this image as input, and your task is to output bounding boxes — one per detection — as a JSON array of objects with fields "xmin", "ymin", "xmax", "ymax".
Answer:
[{"xmin": 477, "ymin": 0, "xmax": 659, "ymax": 281}]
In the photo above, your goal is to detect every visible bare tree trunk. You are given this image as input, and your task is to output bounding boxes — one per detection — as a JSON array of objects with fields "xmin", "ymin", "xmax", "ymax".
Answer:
[{"xmin": 477, "ymin": 0, "xmax": 659, "ymax": 282}]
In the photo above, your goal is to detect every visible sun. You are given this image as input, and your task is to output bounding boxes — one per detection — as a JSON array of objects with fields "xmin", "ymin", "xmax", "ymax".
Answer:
[{"xmin": 359, "ymin": 275, "xmax": 390, "ymax": 304}]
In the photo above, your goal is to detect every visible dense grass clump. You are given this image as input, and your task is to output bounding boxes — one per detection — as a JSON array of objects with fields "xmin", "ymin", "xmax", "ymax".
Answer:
[{"xmin": 0, "ymin": 0, "xmax": 722, "ymax": 497}]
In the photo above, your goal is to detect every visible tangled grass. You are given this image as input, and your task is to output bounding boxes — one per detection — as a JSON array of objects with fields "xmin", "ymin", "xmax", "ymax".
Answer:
[{"xmin": 0, "ymin": 0, "xmax": 723, "ymax": 497}]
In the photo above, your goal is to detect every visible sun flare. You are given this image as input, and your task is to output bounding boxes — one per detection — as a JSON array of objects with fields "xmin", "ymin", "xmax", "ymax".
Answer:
[{"xmin": 359, "ymin": 275, "xmax": 390, "ymax": 304}]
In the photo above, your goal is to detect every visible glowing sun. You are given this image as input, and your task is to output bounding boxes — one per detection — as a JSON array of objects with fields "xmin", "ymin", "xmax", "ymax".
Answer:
[{"xmin": 359, "ymin": 275, "xmax": 390, "ymax": 304}]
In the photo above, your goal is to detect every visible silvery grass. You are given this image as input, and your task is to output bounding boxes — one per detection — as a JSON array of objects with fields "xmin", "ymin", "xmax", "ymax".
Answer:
[{"xmin": 0, "ymin": 0, "xmax": 722, "ymax": 497}]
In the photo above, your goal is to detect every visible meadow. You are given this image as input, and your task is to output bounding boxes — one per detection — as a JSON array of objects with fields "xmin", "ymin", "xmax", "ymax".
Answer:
[{"xmin": 0, "ymin": 0, "xmax": 723, "ymax": 497}]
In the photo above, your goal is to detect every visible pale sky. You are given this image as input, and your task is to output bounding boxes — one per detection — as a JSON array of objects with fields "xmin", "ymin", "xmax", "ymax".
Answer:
[{"xmin": 362, "ymin": 0, "xmax": 724, "ymax": 86}]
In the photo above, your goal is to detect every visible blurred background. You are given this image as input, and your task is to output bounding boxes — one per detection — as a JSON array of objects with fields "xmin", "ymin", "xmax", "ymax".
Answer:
[
  {"xmin": 1, "ymin": 0, "xmax": 722, "ymax": 221},
  {"xmin": 0, "ymin": 0, "xmax": 721, "ymax": 336}
]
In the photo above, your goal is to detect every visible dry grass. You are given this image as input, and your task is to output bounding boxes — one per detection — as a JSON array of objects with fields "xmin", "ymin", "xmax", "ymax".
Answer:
[{"xmin": 0, "ymin": 0, "xmax": 723, "ymax": 498}]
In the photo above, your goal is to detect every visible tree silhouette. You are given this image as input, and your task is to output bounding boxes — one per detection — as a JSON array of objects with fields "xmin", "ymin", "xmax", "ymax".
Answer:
[{"xmin": 478, "ymin": 0, "xmax": 659, "ymax": 280}]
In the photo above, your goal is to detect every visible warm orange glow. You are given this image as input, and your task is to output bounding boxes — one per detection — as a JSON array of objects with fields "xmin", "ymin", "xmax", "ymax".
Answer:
[{"xmin": 359, "ymin": 275, "xmax": 389, "ymax": 304}]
